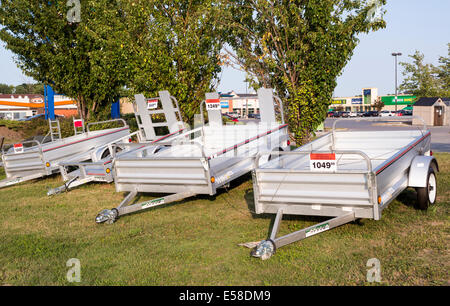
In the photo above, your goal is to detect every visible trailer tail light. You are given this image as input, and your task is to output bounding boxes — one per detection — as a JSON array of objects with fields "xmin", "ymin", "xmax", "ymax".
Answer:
[
  {"xmin": 210, "ymin": 176, "xmax": 215, "ymax": 183},
  {"xmin": 128, "ymin": 138, "xmax": 132, "ymax": 143},
  {"xmin": 287, "ymin": 140, "xmax": 291, "ymax": 146},
  {"xmin": 378, "ymin": 196, "xmax": 382, "ymax": 205},
  {"xmin": 430, "ymin": 150, "xmax": 433, "ymax": 156},
  {"xmin": 106, "ymin": 168, "xmax": 111, "ymax": 174},
  {"xmin": 46, "ymin": 162, "xmax": 51, "ymax": 167}
]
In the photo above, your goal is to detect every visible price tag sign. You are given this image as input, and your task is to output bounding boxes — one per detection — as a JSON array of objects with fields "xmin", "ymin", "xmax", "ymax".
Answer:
[
  {"xmin": 14, "ymin": 143, "xmax": 24, "ymax": 154},
  {"xmin": 73, "ymin": 119, "xmax": 83, "ymax": 128},
  {"xmin": 206, "ymin": 99, "xmax": 220, "ymax": 110},
  {"xmin": 147, "ymin": 99, "xmax": 159, "ymax": 110},
  {"xmin": 309, "ymin": 153, "xmax": 337, "ymax": 172}
]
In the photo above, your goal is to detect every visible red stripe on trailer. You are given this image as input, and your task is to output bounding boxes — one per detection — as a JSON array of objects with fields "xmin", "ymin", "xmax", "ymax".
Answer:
[
  {"xmin": 43, "ymin": 127, "xmax": 129, "ymax": 152},
  {"xmin": 87, "ymin": 173, "xmax": 106, "ymax": 176},
  {"xmin": 310, "ymin": 153, "xmax": 336, "ymax": 160},
  {"xmin": 376, "ymin": 132, "xmax": 431, "ymax": 175},
  {"xmin": 207, "ymin": 124, "xmax": 288, "ymax": 160},
  {"xmin": 150, "ymin": 128, "xmax": 185, "ymax": 143}
]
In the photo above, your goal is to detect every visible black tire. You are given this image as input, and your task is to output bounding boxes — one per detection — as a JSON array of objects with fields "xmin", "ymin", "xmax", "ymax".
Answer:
[
  {"xmin": 416, "ymin": 168, "xmax": 437, "ymax": 210},
  {"xmin": 101, "ymin": 147, "xmax": 122, "ymax": 159},
  {"xmin": 268, "ymin": 147, "xmax": 283, "ymax": 161}
]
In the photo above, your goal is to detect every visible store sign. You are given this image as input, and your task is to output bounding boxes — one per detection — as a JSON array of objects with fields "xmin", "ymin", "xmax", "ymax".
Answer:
[
  {"xmin": 332, "ymin": 99, "xmax": 347, "ymax": 105},
  {"xmin": 31, "ymin": 98, "xmax": 44, "ymax": 103},
  {"xmin": 381, "ymin": 95, "xmax": 416, "ymax": 105},
  {"xmin": 221, "ymin": 101, "xmax": 229, "ymax": 108},
  {"xmin": 351, "ymin": 98, "xmax": 363, "ymax": 105},
  {"xmin": 363, "ymin": 89, "xmax": 372, "ymax": 104}
]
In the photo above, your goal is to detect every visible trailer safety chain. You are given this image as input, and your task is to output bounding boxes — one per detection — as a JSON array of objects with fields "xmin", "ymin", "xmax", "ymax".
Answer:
[{"xmin": 47, "ymin": 176, "xmax": 79, "ymax": 196}]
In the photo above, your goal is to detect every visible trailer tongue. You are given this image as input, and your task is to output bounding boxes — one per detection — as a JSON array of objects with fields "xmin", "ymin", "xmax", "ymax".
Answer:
[
  {"xmin": 47, "ymin": 91, "xmax": 186, "ymax": 195},
  {"xmin": 249, "ymin": 116, "xmax": 438, "ymax": 259},
  {"xmin": 96, "ymin": 88, "xmax": 290, "ymax": 224}
]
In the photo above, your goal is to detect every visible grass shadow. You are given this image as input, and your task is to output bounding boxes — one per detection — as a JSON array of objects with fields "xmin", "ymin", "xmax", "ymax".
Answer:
[{"xmin": 396, "ymin": 188, "xmax": 418, "ymax": 208}]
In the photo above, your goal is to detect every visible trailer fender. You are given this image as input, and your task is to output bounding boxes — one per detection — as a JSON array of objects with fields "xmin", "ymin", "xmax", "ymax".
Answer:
[{"xmin": 408, "ymin": 156, "xmax": 439, "ymax": 188}]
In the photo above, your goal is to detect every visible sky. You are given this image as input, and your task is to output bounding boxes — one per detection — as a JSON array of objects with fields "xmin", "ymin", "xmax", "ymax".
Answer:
[{"xmin": 0, "ymin": 0, "xmax": 449, "ymax": 98}]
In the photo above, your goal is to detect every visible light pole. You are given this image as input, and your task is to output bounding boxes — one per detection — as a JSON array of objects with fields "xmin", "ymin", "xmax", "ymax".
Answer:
[{"xmin": 392, "ymin": 52, "xmax": 402, "ymax": 112}]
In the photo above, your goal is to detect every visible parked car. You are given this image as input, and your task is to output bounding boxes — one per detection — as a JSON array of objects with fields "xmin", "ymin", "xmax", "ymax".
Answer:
[
  {"xmin": 357, "ymin": 111, "xmax": 365, "ymax": 117},
  {"xmin": 226, "ymin": 112, "xmax": 240, "ymax": 119},
  {"xmin": 380, "ymin": 110, "xmax": 395, "ymax": 117},
  {"xmin": 253, "ymin": 113, "xmax": 261, "ymax": 120},
  {"xmin": 222, "ymin": 113, "xmax": 239, "ymax": 122},
  {"xmin": 339, "ymin": 111, "xmax": 350, "ymax": 118},
  {"xmin": 349, "ymin": 111, "xmax": 358, "ymax": 117},
  {"xmin": 363, "ymin": 110, "xmax": 379, "ymax": 117},
  {"xmin": 396, "ymin": 110, "xmax": 412, "ymax": 116}
]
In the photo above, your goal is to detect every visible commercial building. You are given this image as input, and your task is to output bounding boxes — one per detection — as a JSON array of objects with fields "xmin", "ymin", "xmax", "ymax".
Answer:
[
  {"xmin": 0, "ymin": 94, "xmax": 78, "ymax": 120},
  {"xmin": 219, "ymin": 91, "xmax": 259, "ymax": 117},
  {"xmin": 331, "ymin": 88, "xmax": 417, "ymax": 112}
]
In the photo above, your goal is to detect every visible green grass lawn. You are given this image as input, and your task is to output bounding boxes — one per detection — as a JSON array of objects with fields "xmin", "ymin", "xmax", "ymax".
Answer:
[{"xmin": 0, "ymin": 154, "xmax": 448, "ymax": 286}]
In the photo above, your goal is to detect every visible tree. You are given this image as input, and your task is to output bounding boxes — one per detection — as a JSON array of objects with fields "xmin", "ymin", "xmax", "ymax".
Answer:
[
  {"xmin": 0, "ymin": 83, "xmax": 14, "ymax": 94},
  {"xmin": 120, "ymin": 0, "xmax": 224, "ymax": 123},
  {"xmin": 434, "ymin": 43, "xmax": 450, "ymax": 97},
  {"xmin": 399, "ymin": 51, "xmax": 442, "ymax": 98},
  {"xmin": 13, "ymin": 83, "xmax": 44, "ymax": 95},
  {"xmin": 373, "ymin": 97, "xmax": 384, "ymax": 112},
  {"xmin": 0, "ymin": 0, "xmax": 129, "ymax": 120},
  {"xmin": 221, "ymin": 0, "xmax": 386, "ymax": 144}
]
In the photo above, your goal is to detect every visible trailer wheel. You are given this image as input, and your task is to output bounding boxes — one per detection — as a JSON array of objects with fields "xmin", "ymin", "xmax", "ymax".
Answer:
[
  {"xmin": 268, "ymin": 147, "xmax": 283, "ymax": 161},
  {"xmin": 101, "ymin": 147, "xmax": 123, "ymax": 159},
  {"xmin": 416, "ymin": 168, "xmax": 437, "ymax": 210}
]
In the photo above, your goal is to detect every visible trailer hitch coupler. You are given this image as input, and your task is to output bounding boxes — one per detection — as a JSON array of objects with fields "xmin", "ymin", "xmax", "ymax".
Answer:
[
  {"xmin": 95, "ymin": 208, "xmax": 119, "ymax": 224},
  {"xmin": 251, "ymin": 239, "xmax": 276, "ymax": 260}
]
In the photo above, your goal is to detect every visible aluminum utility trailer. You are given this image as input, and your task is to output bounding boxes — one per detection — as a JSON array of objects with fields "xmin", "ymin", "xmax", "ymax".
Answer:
[
  {"xmin": 0, "ymin": 118, "xmax": 130, "ymax": 189},
  {"xmin": 47, "ymin": 91, "xmax": 186, "ymax": 195},
  {"xmin": 250, "ymin": 116, "xmax": 438, "ymax": 259},
  {"xmin": 95, "ymin": 88, "xmax": 290, "ymax": 224}
]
